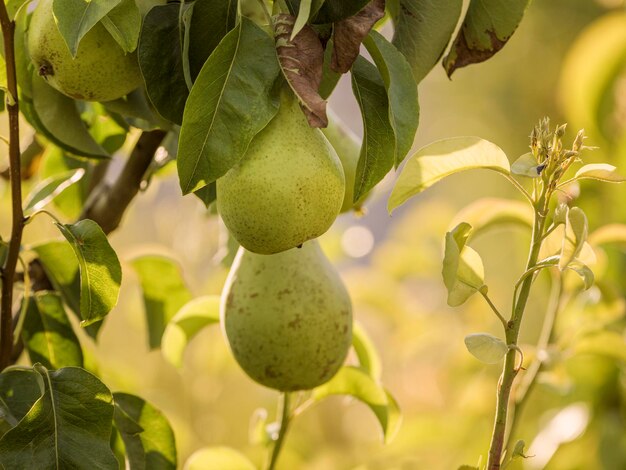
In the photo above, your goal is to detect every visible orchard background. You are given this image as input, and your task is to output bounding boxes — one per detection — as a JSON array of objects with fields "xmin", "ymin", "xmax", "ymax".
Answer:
[{"xmin": 0, "ymin": 0, "xmax": 625, "ymax": 469}]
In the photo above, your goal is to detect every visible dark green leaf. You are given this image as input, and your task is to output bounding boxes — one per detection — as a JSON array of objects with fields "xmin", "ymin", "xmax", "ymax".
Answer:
[
  {"xmin": 177, "ymin": 17, "xmax": 281, "ymax": 193},
  {"xmin": 103, "ymin": 87, "xmax": 168, "ymax": 130},
  {"xmin": 392, "ymin": 0, "xmax": 462, "ymax": 83},
  {"xmin": 52, "ymin": 0, "xmax": 121, "ymax": 57},
  {"xmin": 0, "ymin": 368, "xmax": 42, "ymax": 424},
  {"xmin": 319, "ymin": 39, "xmax": 341, "ymax": 99},
  {"xmin": 113, "ymin": 393, "xmax": 177, "ymax": 470},
  {"xmin": 30, "ymin": 74, "xmax": 109, "ymax": 158},
  {"xmin": 138, "ymin": 4, "xmax": 188, "ymax": 125},
  {"xmin": 101, "ymin": 0, "xmax": 141, "ymax": 53},
  {"xmin": 363, "ymin": 30, "xmax": 419, "ymax": 166},
  {"xmin": 21, "ymin": 292, "xmax": 83, "ymax": 370},
  {"xmin": 350, "ymin": 56, "xmax": 395, "ymax": 202},
  {"xmin": 130, "ymin": 255, "xmax": 192, "ymax": 350},
  {"xmin": 56, "ymin": 220, "xmax": 122, "ymax": 326},
  {"xmin": 193, "ymin": 182, "xmax": 217, "ymax": 208},
  {"xmin": 0, "ymin": 365, "xmax": 118, "ymax": 470},
  {"xmin": 161, "ymin": 296, "xmax": 220, "ymax": 368},
  {"xmin": 188, "ymin": 0, "xmax": 238, "ymax": 80},
  {"xmin": 443, "ymin": 0, "xmax": 531, "ymax": 76}
]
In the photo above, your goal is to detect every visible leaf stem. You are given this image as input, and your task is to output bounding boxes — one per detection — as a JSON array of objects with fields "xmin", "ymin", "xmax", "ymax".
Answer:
[
  {"xmin": 486, "ymin": 194, "xmax": 548, "ymax": 470},
  {"xmin": 267, "ymin": 392, "xmax": 292, "ymax": 470},
  {"xmin": 480, "ymin": 290, "xmax": 507, "ymax": 329},
  {"xmin": 503, "ymin": 174, "xmax": 534, "ymax": 206},
  {"xmin": 0, "ymin": 5, "xmax": 23, "ymax": 370}
]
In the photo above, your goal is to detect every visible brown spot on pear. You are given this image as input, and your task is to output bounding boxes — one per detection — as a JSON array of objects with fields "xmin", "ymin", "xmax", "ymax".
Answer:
[
  {"xmin": 28, "ymin": 0, "xmax": 142, "ymax": 102},
  {"xmin": 221, "ymin": 240, "xmax": 352, "ymax": 391},
  {"xmin": 216, "ymin": 90, "xmax": 345, "ymax": 254}
]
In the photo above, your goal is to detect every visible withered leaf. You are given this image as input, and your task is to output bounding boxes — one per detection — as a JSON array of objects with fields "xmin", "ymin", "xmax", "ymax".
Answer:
[
  {"xmin": 331, "ymin": 0, "xmax": 385, "ymax": 73},
  {"xmin": 274, "ymin": 14, "xmax": 327, "ymax": 128}
]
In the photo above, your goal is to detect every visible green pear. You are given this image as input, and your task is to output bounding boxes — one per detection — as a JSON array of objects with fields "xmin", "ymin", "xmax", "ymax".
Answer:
[
  {"xmin": 28, "ymin": 0, "xmax": 142, "ymax": 102},
  {"xmin": 216, "ymin": 92, "xmax": 345, "ymax": 254},
  {"xmin": 221, "ymin": 240, "xmax": 352, "ymax": 391},
  {"xmin": 322, "ymin": 111, "xmax": 369, "ymax": 213}
]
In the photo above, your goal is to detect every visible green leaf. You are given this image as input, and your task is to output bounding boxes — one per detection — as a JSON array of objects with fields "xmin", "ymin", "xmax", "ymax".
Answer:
[
  {"xmin": 312, "ymin": 0, "xmax": 370, "ymax": 23},
  {"xmin": 319, "ymin": 39, "xmax": 341, "ymax": 99},
  {"xmin": 559, "ymin": 207, "xmax": 588, "ymax": 270},
  {"xmin": 511, "ymin": 152, "xmax": 541, "ymax": 178},
  {"xmin": 52, "ymin": 0, "xmax": 121, "ymax": 57},
  {"xmin": 138, "ymin": 4, "xmax": 188, "ymax": 125},
  {"xmin": 21, "ymin": 292, "xmax": 83, "ymax": 370},
  {"xmin": 442, "ymin": 223, "xmax": 485, "ymax": 306},
  {"xmin": 55, "ymin": 220, "xmax": 122, "ymax": 326},
  {"xmin": 33, "ymin": 241, "xmax": 82, "ymax": 320},
  {"xmin": 312, "ymin": 366, "xmax": 401, "ymax": 443},
  {"xmin": 187, "ymin": 0, "xmax": 238, "ymax": 80},
  {"xmin": 572, "ymin": 163, "xmax": 626, "ymax": 183},
  {"xmin": 161, "ymin": 296, "xmax": 220, "ymax": 368},
  {"xmin": 183, "ymin": 447, "xmax": 255, "ymax": 470},
  {"xmin": 101, "ymin": 0, "xmax": 141, "ymax": 53},
  {"xmin": 443, "ymin": 0, "xmax": 531, "ymax": 76},
  {"xmin": 23, "ymin": 169, "xmax": 86, "ymax": 216},
  {"xmin": 30, "ymin": 74, "xmax": 109, "ymax": 158},
  {"xmin": 574, "ymin": 331, "xmax": 626, "ymax": 363},
  {"xmin": 511, "ymin": 439, "xmax": 529, "ymax": 459},
  {"xmin": 464, "ymin": 333, "xmax": 508, "ymax": 364},
  {"xmin": 6, "ymin": 0, "xmax": 29, "ymax": 20},
  {"xmin": 177, "ymin": 17, "xmax": 281, "ymax": 193},
  {"xmin": 566, "ymin": 261, "xmax": 594, "ymax": 290},
  {"xmin": 388, "ymin": 136, "xmax": 511, "ymax": 213},
  {"xmin": 193, "ymin": 182, "xmax": 217, "ymax": 208},
  {"xmin": 450, "ymin": 198, "xmax": 533, "ymax": 241},
  {"xmin": 0, "ymin": 365, "xmax": 118, "ymax": 470},
  {"xmin": 113, "ymin": 393, "xmax": 177, "ymax": 470},
  {"xmin": 292, "ymin": 0, "xmax": 313, "ymax": 40},
  {"xmin": 352, "ymin": 321, "xmax": 382, "ymax": 380},
  {"xmin": 0, "ymin": 368, "xmax": 42, "ymax": 424},
  {"xmin": 350, "ymin": 56, "xmax": 396, "ymax": 202},
  {"xmin": 391, "ymin": 0, "xmax": 462, "ymax": 83},
  {"xmin": 363, "ymin": 30, "xmax": 419, "ymax": 166},
  {"xmin": 130, "ymin": 255, "xmax": 192, "ymax": 350},
  {"xmin": 457, "ymin": 466, "xmax": 480, "ymax": 470}
]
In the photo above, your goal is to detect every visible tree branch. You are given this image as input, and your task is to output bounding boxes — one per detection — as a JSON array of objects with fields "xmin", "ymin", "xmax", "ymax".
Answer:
[
  {"xmin": 80, "ymin": 130, "xmax": 166, "ymax": 234},
  {"xmin": 0, "ymin": 5, "xmax": 23, "ymax": 370}
]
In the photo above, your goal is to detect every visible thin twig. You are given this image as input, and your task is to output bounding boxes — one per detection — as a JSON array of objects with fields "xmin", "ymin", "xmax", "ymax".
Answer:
[
  {"xmin": 481, "ymin": 290, "xmax": 507, "ymax": 329},
  {"xmin": 0, "ymin": 4, "xmax": 23, "ymax": 369},
  {"xmin": 267, "ymin": 392, "xmax": 292, "ymax": 470}
]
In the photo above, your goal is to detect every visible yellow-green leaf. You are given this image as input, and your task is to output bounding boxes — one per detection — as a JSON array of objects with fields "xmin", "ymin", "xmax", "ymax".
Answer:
[
  {"xmin": 464, "ymin": 333, "xmax": 508, "ymax": 364},
  {"xmin": 389, "ymin": 137, "xmax": 510, "ymax": 213}
]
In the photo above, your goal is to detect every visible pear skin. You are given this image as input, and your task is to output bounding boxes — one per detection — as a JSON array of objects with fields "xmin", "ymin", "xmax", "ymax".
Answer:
[
  {"xmin": 221, "ymin": 240, "xmax": 352, "ymax": 391},
  {"xmin": 216, "ymin": 92, "xmax": 345, "ymax": 254},
  {"xmin": 28, "ymin": 0, "xmax": 142, "ymax": 102}
]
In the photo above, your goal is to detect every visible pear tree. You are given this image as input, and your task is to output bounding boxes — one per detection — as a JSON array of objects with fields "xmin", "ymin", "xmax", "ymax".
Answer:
[{"xmin": 1, "ymin": 1, "xmax": 618, "ymax": 470}]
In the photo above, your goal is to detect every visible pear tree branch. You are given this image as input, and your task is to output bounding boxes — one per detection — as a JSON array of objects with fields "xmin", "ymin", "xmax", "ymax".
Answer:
[{"xmin": 0, "ymin": 4, "xmax": 23, "ymax": 369}]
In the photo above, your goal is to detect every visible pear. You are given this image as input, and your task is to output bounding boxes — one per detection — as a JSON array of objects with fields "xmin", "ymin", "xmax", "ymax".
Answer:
[
  {"xmin": 221, "ymin": 240, "xmax": 352, "ymax": 391},
  {"xmin": 322, "ymin": 111, "xmax": 369, "ymax": 213},
  {"xmin": 216, "ymin": 92, "xmax": 345, "ymax": 254},
  {"xmin": 28, "ymin": 0, "xmax": 143, "ymax": 102}
]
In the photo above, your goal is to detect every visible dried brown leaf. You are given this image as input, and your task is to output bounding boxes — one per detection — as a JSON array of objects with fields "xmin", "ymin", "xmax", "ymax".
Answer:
[
  {"xmin": 274, "ymin": 14, "xmax": 327, "ymax": 128},
  {"xmin": 331, "ymin": 0, "xmax": 385, "ymax": 73}
]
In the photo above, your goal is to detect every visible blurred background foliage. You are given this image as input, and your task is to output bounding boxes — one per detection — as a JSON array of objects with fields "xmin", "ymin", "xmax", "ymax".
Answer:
[{"xmin": 3, "ymin": 0, "xmax": 626, "ymax": 468}]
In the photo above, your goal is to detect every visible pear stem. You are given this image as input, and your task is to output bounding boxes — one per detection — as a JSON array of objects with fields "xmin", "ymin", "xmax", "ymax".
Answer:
[
  {"xmin": 267, "ymin": 392, "xmax": 291, "ymax": 470},
  {"xmin": 0, "ymin": 3, "xmax": 22, "ymax": 370}
]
